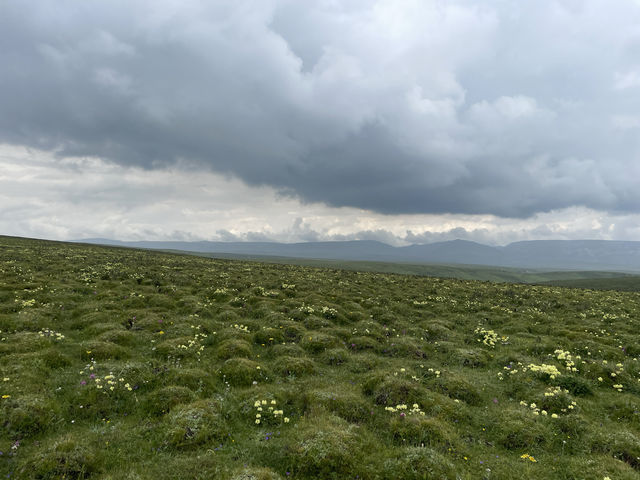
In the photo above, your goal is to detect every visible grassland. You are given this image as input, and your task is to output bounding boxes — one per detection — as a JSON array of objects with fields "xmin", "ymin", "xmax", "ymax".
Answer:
[
  {"xmin": 161, "ymin": 249, "xmax": 640, "ymax": 286},
  {"xmin": 1, "ymin": 235, "xmax": 640, "ymax": 479},
  {"xmin": 537, "ymin": 276, "xmax": 640, "ymax": 292}
]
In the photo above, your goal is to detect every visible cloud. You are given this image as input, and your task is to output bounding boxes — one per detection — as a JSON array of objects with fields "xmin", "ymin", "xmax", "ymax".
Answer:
[
  {"xmin": 614, "ymin": 70, "xmax": 640, "ymax": 90},
  {"xmin": 4, "ymin": 144, "xmax": 640, "ymax": 246},
  {"xmin": 1, "ymin": 1, "xmax": 640, "ymax": 218}
]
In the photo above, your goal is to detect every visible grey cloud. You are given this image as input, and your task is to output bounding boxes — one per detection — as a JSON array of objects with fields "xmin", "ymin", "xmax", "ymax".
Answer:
[
  {"xmin": 2, "ymin": 1, "xmax": 640, "ymax": 217},
  {"xmin": 216, "ymin": 229, "xmax": 241, "ymax": 242},
  {"xmin": 405, "ymin": 227, "xmax": 495, "ymax": 245},
  {"xmin": 343, "ymin": 229, "xmax": 403, "ymax": 246}
]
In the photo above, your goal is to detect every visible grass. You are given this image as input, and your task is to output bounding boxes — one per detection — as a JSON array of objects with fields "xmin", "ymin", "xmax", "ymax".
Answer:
[{"xmin": 1, "ymin": 235, "xmax": 640, "ymax": 479}]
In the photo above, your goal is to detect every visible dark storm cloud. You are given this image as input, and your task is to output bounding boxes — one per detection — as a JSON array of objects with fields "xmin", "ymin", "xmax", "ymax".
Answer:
[{"xmin": 2, "ymin": 0, "xmax": 640, "ymax": 217}]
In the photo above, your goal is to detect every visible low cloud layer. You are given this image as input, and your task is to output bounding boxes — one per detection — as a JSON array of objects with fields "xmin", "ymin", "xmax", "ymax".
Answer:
[
  {"xmin": 2, "ymin": 1, "xmax": 640, "ymax": 219},
  {"xmin": 3, "ymin": 145, "xmax": 640, "ymax": 246}
]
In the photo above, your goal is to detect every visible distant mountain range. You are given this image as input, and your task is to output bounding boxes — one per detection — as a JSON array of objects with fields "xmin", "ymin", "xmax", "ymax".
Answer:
[
  {"xmin": 76, "ymin": 238, "xmax": 640, "ymax": 272},
  {"xmin": 78, "ymin": 238, "xmax": 640, "ymax": 272}
]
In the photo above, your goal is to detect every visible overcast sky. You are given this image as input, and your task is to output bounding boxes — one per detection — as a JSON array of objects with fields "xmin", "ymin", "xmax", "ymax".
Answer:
[{"xmin": 2, "ymin": 0, "xmax": 640, "ymax": 245}]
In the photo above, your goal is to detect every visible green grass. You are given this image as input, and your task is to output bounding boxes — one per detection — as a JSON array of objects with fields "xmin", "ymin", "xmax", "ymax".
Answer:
[{"xmin": 1, "ymin": 235, "xmax": 640, "ymax": 479}]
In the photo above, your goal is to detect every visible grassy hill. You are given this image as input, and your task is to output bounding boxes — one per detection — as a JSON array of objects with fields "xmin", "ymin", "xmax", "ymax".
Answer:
[{"xmin": 1, "ymin": 235, "xmax": 640, "ymax": 479}]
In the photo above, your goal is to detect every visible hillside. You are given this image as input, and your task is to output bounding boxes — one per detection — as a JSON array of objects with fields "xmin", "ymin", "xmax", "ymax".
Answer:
[{"xmin": 2, "ymin": 235, "xmax": 640, "ymax": 479}]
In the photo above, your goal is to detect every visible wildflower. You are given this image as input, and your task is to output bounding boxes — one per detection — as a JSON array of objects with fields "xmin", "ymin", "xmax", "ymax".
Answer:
[
  {"xmin": 526, "ymin": 363, "xmax": 561, "ymax": 379},
  {"xmin": 1, "ymin": 395, "xmax": 10, "ymax": 399},
  {"xmin": 284, "ymin": 417, "xmax": 290, "ymax": 423}
]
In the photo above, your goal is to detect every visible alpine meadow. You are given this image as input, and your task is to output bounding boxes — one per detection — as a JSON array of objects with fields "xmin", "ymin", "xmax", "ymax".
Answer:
[
  {"xmin": 1, "ymin": 235, "xmax": 640, "ymax": 479},
  {"xmin": 5, "ymin": 2, "xmax": 640, "ymax": 479}
]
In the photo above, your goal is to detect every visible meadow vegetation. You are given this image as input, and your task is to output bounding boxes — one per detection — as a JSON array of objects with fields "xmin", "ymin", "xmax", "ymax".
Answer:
[{"xmin": 1, "ymin": 235, "xmax": 639, "ymax": 479}]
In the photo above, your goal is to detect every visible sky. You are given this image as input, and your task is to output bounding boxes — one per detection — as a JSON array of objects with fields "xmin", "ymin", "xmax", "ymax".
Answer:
[{"xmin": 2, "ymin": 0, "xmax": 640, "ymax": 246}]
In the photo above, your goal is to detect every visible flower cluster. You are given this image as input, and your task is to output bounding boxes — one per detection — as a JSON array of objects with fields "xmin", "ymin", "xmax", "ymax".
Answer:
[
  {"xmin": 251, "ymin": 286, "xmax": 279, "ymax": 297},
  {"xmin": 281, "ymin": 284, "xmax": 296, "ymax": 290},
  {"xmin": 474, "ymin": 327, "xmax": 508, "ymax": 348},
  {"xmin": 232, "ymin": 324, "xmax": 250, "ymax": 333},
  {"xmin": 520, "ymin": 401, "xmax": 550, "ymax": 417},
  {"xmin": 320, "ymin": 306, "xmax": 338, "ymax": 318},
  {"xmin": 603, "ymin": 361, "xmax": 626, "ymax": 385},
  {"xmin": 80, "ymin": 360, "xmax": 133, "ymax": 393},
  {"xmin": 519, "ymin": 386, "xmax": 576, "ymax": 417},
  {"xmin": 230, "ymin": 296, "xmax": 246, "ymax": 306},
  {"xmin": 298, "ymin": 304, "xmax": 315, "ymax": 314},
  {"xmin": 16, "ymin": 298, "xmax": 36, "ymax": 308},
  {"xmin": 543, "ymin": 386, "xmax": 566, "ymax": 398},
  {"xmin": 554, "ymin": 349, "xmax": 579, "ymax": 372},
  {"xmin": 523, "ymin": 363, "xmax": 561, "ymax": 380},
  {"xmin": 384, "ymin": 403, "xmax": 425, "ymax": 416},
  {"xmin": 39, "ymin": 328, "xmax": 65, "ymax": 340},
  {"xmin": 425, "ymin": 367, "xmax": 441, "ymax": 378},
  {"xmin": 177, "ymin": 325, "xmax": 208, "ymax": 358},
  {"xmin": 253, "ymin": 399, "xmax": 289, "ymax": 424},
  {"xmin": 520, "ymin": 453, "xmax": 537, "ymax": 463}
]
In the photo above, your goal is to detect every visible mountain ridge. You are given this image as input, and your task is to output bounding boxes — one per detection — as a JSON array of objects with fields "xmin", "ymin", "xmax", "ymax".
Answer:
[{"xmin": 75, "ymin": 238, "xmax": 640, "ymax": 272}]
